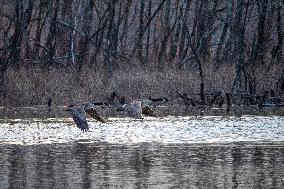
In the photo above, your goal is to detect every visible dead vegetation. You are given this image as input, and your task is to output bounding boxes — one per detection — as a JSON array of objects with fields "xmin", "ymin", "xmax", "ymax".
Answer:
[
  {"xmin": 0, "ymin": 0, "xmax": 283, "ymax": 117},
  {"xmin": 2, "ymin": 63, "xmax": 283, "ymax": 109}
]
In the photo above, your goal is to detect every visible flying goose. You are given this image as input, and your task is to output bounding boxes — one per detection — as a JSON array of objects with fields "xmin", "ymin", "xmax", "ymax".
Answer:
[
  {"xmin": 149, "ymin": 97, "xmax": 169, "ymax": 103},
  {"xmin": 66, "ymin": 102, "xmax": 107, "ymax": 131},
  {"xmin": 66, "ymin": 105, "xmax": 89, "ymax": 132},
  {"xmin": 110, "ymin": 92, "xmax": 168, "ymax": 117},
  {"xmin": 116, "ymin": 100, "xmax": 143, "ymax": 119},
  {"xmin": 83, "ymin": 102, "xmax": 107, "ymax": 123}
]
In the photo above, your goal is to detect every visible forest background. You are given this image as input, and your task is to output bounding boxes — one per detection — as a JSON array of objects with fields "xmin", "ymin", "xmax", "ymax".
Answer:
[{"xmin": 0, "ymin": 0, "xmax": 283, "ymax": 107}]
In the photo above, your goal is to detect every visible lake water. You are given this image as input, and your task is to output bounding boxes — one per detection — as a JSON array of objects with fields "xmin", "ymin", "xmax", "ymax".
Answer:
[{"xmin": 0, "ymin": 116, "xmax": 283, "ymax": 188}]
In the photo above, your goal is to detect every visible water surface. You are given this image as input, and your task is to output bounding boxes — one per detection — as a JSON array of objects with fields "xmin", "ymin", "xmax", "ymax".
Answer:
[
  {"xmin": 0, "ymin": 116, "xmax": 283, "ymax": 188},
  {"xmin": 0, "ymin": 142, "xmax": 283, "ymax": 188},
  {"xmin": 0, "ymin": 116, "xmax": 283, "ymax": 144}
]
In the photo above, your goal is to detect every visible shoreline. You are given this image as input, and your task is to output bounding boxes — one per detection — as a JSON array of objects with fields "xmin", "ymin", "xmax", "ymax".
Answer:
[{"xmin": 1, "ymin": 104, "xmax": 284, "ymax": 119}]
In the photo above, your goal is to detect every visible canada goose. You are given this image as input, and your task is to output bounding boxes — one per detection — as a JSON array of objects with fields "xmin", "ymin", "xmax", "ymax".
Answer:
[
  {"xmin": 110, "ymin": 92, "xmax": 167, "ymax": 117},
  {"xmin": 66, "ymin": 102, "xmax": 107, "ymax": 131},
  {"xmin": 142, "ymin": 105, "xmax": 157, "ymax": 117},
  {"xmin": 66, "ymin": 105, "xmax": 89, "ymax": 132},
  {"xmin": 116, "ymin": 100, "xmax": 157, "ymax": 117},
  {"xmin": 141, "ymin": 97, "xmax": 168, "ymax": 117},
  {"xmin": 83, "ymin": 102, "xmax": 107, "ymax": 123},
  {"xmin": 149, "ymin": 97, "xmax": 169, "ymax": 103},
  {"xmin": 116, "ymin": 100, "xmax": 143, "ymax": 119},
  {"xmin": 91, "ymin": 102, "xmax": 110, "ymax": 106},
  {"xmin": 109, "ymin": 91, "xmax": 168, "ymax": 105}
]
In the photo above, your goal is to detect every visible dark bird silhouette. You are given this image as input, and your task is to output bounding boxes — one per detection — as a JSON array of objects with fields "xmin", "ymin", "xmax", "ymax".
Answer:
[
  {"xmin": 66, "ymin": 105, "xmax": 89, "ymax": 132},
  {"xmin": 142, "ymin": 96, "xmax": 168, "ymax": 107},
  {"xmin": 91, "ymin": 102, "xmax": 110, "ymax": 106},
  {"xmin": 148, "ymin": 96, "xmax": 169, "ymax": 103}
]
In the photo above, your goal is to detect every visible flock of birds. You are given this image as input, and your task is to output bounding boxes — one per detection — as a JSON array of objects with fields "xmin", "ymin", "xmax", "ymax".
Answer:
[
  {"xmin": 65, "ymin": 89, "xmax": 283, "ymax": 131},
  {"xmin": 66, "ymin": 92, "xmax": 169, "ymax": 132}
]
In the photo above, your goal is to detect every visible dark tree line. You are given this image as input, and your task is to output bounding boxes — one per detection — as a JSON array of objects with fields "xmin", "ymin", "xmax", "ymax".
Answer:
[{"xmin": 0, "ymin": 0, "xmax": 283, "ymax": 104}]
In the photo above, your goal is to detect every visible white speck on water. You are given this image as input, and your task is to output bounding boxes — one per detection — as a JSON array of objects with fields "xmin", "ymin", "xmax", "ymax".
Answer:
[{"xmin": 0, "ymin": 116, "xmax": 283, "ymax": 145}]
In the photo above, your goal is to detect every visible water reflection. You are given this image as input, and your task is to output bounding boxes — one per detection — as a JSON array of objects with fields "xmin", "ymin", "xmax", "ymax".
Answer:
[{"xmin": 0, "ymin": 142, "xmax": 283, "ymax": 188}]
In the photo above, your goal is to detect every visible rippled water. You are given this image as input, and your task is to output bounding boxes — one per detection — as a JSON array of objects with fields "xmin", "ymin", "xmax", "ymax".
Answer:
[
  {"xmin": 0, "ymin": 116, "xmax": 283, "ymax": 188},
  {"xmin": 0, "ymin": 142, "xmax": 283, "ymax": 188},
  {"xmin": 0, "ymin": 116, "xmax": 283, "ymax": 144}
]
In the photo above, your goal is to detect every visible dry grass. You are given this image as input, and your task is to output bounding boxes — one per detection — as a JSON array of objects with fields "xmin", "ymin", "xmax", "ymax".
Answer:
[{"xmin": 2, "ymin": 63, "xmax": 283, "ymax": 107}]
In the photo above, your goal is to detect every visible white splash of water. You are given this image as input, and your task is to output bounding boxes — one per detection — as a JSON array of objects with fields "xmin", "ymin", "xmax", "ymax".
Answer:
[{"xmin": 0, "ymin": 116, "xmax": 283, "ymax": 145}]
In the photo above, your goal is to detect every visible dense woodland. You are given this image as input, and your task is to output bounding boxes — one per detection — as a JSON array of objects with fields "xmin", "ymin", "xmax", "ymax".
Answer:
[{"xmin": 0, "ymin": 0, "xmax": 283, "ymax": 107}]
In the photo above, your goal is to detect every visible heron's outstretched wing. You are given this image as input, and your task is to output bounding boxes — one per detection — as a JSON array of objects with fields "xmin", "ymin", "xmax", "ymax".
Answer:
[
  {"xmin": 70, "ymin": 107, "xmax": 89, "ymax": 131},
  {"xmin": 85, "ymin": 108, "xmax": 106, "ymax": 123}
]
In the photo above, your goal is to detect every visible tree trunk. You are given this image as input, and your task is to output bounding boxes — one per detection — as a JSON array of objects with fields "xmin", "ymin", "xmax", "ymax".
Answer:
[
  {"xmin": 158, "ymin": 0, "xmax": 171, "ymax": 69},
  {"xmin": 145, "ymin": 0, "xmax": 152, "ymax": 62},
  {"xmin": 0, "ymin": 65, "xmax": 7, "ymax": 106},
  {"xmin": 45, "ymin": 0, "xmax": 60, "ymax": 69},
  {"xmin": 178, "ymin": 0, "xmax": 191, "ymax": 61},
  {"xmin": 137, "ymin": 0, "xmax": 145, "ymax": 64},
  {"xmin": 169, "ymin": 2, "xmax": 182, "ymax": 62},
  {"xmin": 214, "ymin": 0, "xmax": 233, "ymax": 65},
  {"xmin": 232, "ymin": 0, "xmax": 246, "ymax": 94},
  {"xmin": 77, "ymin": 0, "xmax": 94, "ymax": 73},
  {"xmin": 271, "ymin": 2, "xmax": 283, "ymax": 64}
]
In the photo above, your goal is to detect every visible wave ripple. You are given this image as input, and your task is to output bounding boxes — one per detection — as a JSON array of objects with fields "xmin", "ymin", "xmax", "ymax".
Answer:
[{"xmin": 0, "ymin": 116, "xmax": 283, "ymax": 145}]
